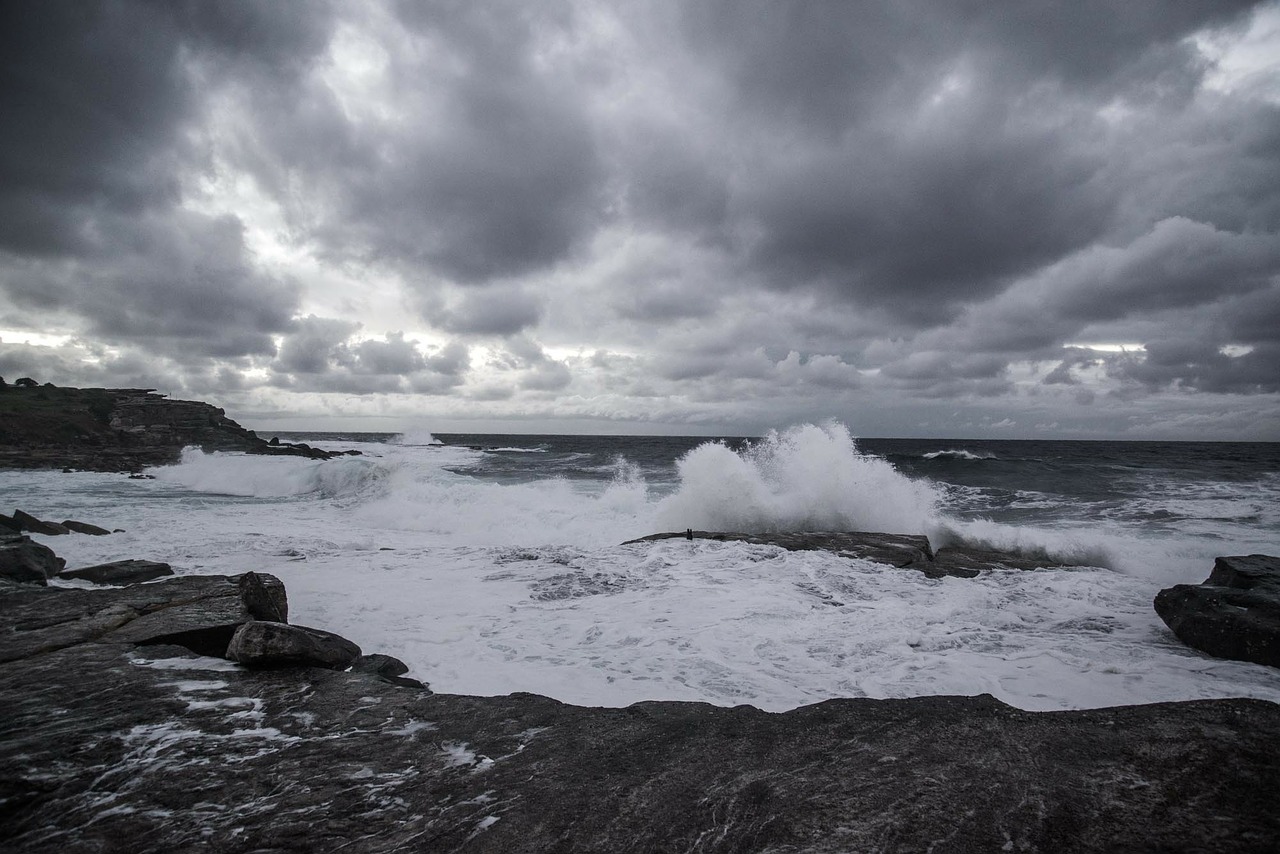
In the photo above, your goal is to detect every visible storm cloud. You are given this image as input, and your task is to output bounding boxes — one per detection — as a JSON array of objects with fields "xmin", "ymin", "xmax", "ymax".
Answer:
[{"xmin": 1, "ymin": 0, "xmax": 1277, "ymax": 438}]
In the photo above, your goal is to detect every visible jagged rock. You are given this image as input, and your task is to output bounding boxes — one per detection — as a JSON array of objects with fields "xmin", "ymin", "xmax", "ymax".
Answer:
[
  {"xmin": 58, "ymin": 559, "xmax": 173, "ymax": 585},
  {"xmin": 226, "ymin": 620, "xmax": 361, "ymax": 670},
  {"xmin": 1155, "ymin": 554, "xmax": 1280, "ymax": 668},
  {"xmin": 0, "ymin": 572, "xmax": 289, "ymax": 662},
  {"xmin": 0, "ymin": 513, "xmax": 19, "ymax": 534},
  {"xmin": 0, "ymin": 535, "xmax": 61, "ymax": 585},
  {"xmin": 624, "ymin": 531, "xmax": 1071, "ymax": 578},
  {"xmin": 12, "ymin": 510, "xmax": 70, "ymax": 536},
  {"xmin": 60, "ymin": 520, "xmax": 112, "ymax": 536}
]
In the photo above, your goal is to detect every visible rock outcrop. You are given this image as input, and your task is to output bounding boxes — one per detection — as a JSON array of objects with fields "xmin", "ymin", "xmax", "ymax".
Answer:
[
  {"xmin": 0, "ymin": 384, "xmax": 354, "ymax": 472},
  {"xmin": 625, "ymin": 530, "xmax": 1072, "ymax": 578},
  {"xmin": 2, "ymin": 567, "xmax": 1279, "ymax": 851},
  {"xmin": 1155, "ymin": 554, "xmax": 1280, "ymax": 667}
]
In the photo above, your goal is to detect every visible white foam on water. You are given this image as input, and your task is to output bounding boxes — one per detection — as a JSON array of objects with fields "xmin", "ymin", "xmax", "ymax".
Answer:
[{"xmin": 656, "ymin": 423, "xmax": 939, "ymax": 535}]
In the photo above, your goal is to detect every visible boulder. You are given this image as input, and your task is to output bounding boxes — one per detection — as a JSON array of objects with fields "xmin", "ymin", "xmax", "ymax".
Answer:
[
  {"xmin": 12, "ymin": 510, "xmax": 70, "ymax": 536},
  {"xmin": 59, "ymin": 559, "xmax": 173, "ymax": 585},
  {"xmin": 226, "ymin": 620, "xmax": 362, "ymax": 670},
  {"xmin": 0, "ymin": 535, "xmax": 61, "ymax": 585},
  {"xmin": 1154, "ymin": 554, "xmax": 1280, "ymax": 667},
  {"xmin": 351, "ymin": 652, "xmax": 410, "ymax": 678},
  {"xmin": 61, "ymin": 520, "xmax": 112, "ymax": 536},
  {"xmin": 352, "ymin": 652, "xmax": 429, "ymax": 689}
]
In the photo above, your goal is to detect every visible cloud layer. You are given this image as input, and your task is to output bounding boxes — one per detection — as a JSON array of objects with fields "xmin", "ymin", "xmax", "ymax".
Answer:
[{"xmin": 1, "ymin": 0, "xmax": 1278, "ymax": 438}]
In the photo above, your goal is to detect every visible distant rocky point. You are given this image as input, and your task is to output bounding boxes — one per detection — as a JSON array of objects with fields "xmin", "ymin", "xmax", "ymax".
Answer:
[{"xmin": 0, "ymin": 380, "xmax": 356, "ymax": 471}]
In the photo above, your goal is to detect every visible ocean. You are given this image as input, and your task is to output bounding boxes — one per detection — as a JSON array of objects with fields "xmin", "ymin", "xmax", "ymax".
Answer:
[{"xmin": 6, "ymin": 423, "xmax": 1280, "ymax": 712}]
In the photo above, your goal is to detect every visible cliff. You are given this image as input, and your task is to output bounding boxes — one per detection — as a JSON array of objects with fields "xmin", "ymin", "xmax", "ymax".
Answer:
[{"xmin": 0, "ymin": 382, "xmax": 340, "ymax": 471}]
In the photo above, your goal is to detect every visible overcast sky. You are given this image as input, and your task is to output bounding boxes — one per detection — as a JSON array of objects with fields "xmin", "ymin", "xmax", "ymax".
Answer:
[{"xmin": 2, "ymin": 1, "xmax": 1279, "ymax": 439}]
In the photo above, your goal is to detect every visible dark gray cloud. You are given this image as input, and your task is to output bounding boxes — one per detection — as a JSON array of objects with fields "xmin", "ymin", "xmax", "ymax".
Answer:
[
  {"xmin": 0, "ymin": 0, "xmax": 1277, "ymax": 437},
  {"xmin": 0, "ymin": 0, "xmax": 331, "ymax": 360},
  {"xmin": 270, "ymin": 315, "xmax": 469, "ymax": 395}
]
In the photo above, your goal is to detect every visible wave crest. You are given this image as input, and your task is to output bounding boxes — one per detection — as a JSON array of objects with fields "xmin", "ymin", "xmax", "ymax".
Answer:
[
  {"xmin": 656, "ymin": 423, "xmax": 939, "ymax": 534},
  {"xmin": 154, "ymin": 449, "xmax": 388, "ymax": 501}
]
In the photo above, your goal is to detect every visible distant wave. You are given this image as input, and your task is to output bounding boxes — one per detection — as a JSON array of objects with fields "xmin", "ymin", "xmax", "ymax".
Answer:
[
  {"xmin": 153, "ymin": 448, "xmax": 389, "ymax": 501},
  {"xmin": 485, "ymin": 446, "xmax": 548, "ymax": 453},
  {"xmin": 922, "ymin": 449, "xmax": 996, "ymax": 461},
  {"xmin": 391, "ymin": 429, "xmax": 442, "ymax": 446}
]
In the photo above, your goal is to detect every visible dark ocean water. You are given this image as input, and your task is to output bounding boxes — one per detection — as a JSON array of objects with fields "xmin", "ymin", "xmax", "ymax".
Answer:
[{"xmin": 281, "ymin": 431, "xmax": 1280, "ymax": 538}]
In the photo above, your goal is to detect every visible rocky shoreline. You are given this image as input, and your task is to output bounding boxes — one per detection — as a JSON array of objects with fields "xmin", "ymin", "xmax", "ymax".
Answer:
[
  {"xmin": 0, "ymin": 381, "xmax": 353, "ymax": 471},
  {"xmin": 3, "ymin": 528, "xmax": 1280, "ymax": 851}
]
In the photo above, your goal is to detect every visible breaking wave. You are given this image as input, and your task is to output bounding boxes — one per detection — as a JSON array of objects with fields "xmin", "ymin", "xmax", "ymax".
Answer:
[
  {"xmin": 656, "ymin": 423, "xmax": 940, "ymax": 534},
  {"xmin": 922, "ymin": 449, "xmax": 996, "ymax": 461}
]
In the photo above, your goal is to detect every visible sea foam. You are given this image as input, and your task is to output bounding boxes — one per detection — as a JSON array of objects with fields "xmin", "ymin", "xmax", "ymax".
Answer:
[{"xmin": 656, "ymin": 423, "xmax": 940, "ymax": 534}]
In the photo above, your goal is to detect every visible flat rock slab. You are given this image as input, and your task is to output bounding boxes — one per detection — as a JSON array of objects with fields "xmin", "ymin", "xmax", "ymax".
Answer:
[
  {"xmin": 1156, "ymin": 555, "xmax": 1280, "ymax": 667},
  {"xmin": 59, "ymin": 559, "xmax": 173, "ymax": 585},
  {"xmin": 625, "ymin": 531, "xmax": 1072, "ymax": 578},
  {"xmin": 0, "ymin": 572, "xmax": 287, "ymax": 662}
]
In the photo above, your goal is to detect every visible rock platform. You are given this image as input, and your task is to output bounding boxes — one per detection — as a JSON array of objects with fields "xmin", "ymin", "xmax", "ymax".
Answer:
[{"xmin": 2, "ymin": 569, "xmax": 1279, "ymax": 851}]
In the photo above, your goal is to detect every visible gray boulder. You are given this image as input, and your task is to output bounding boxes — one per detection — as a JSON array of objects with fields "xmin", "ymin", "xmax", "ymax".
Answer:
[
  {"xmin": 0, "ymin": 535, "xmax": 62, "ymax": 585},
  {"xmin": 1154, "ymin": 554, "xmax": 1280, "ymax": 667},
  {"xmin": 59, "ymin": 559, "xmax": 173, "ymax": 585},
  {"xmin": 226, "ymin": 620, "xmax": 361, "ymax": 670},
  {"xmin": 351, "ymin": 652, "xmax": 410, "ymax": 678}
]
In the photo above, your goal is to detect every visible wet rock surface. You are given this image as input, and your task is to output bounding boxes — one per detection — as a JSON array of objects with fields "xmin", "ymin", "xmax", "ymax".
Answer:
[
  {"xmin": 1155, "ymin": 555, "xmax": 1280, "ymax": 668},
  {"xmin": 2, "ymin": 571, "xmax": 1279, "ymax": 852},
  {"xmin": 625, "ymin": 530, "xmax": 1072, "ymax": 577},
  {"xmin": 59, "ymin": 559, "xmax": 174, "ymax": 585},
  {"xmin": 0, "ymin": 384, "xmax": 351, "ymax": 472}
]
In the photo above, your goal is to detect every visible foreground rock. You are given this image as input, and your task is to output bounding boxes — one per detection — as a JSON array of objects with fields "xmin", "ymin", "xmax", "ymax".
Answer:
[
  {"xmin": 625, "ymin": 530, "xmax": 1072, "ymax": 578},
  {"xmin": 0, "ymin": 384, "xmax": 355, "ymax": 472},
  {"xmin": 2, "ymin": 573, "xmax": 1278, "ymax": 851},
  {"xmin": 1155, "ymin": 554, "xmax": 1280, "ymax": 667}
]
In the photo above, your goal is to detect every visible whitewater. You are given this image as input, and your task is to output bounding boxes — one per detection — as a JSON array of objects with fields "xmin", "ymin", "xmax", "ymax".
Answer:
[{"xmin": 7, "ymin": 423, "xmax": 1280, "ymax": 712}]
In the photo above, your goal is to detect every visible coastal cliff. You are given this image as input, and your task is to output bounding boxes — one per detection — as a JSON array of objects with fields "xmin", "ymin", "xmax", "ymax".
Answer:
[{"xmin": 0, "ymin": 382, "xmax": 340, "ymax": 471}]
